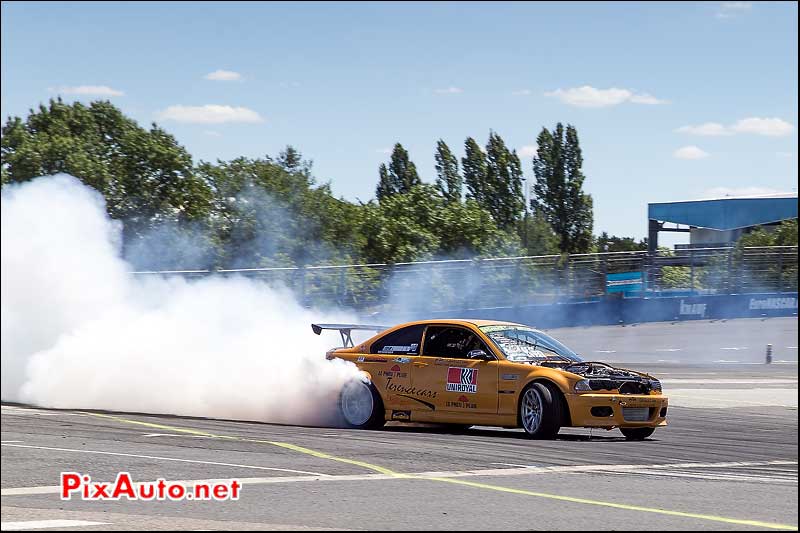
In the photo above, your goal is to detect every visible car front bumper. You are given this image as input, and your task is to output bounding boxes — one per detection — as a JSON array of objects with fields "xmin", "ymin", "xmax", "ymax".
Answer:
[{"xmin": 565, "ymin": 392, "xmax": 668, "ymax": 428}]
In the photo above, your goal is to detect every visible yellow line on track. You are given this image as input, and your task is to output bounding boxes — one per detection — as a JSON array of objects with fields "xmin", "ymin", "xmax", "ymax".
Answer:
[{"xmin": 81, "ymin": 411, "xmax": 797, "ymax": 531}]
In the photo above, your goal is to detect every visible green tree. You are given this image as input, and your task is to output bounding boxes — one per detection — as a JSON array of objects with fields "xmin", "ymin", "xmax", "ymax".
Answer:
[
  {"xmin": 434, "ymin": 139, "xmax": 461, "ymax": 204},
  {"xmin": 375, "ymin": 143, "xmax": 420, "ymax": 201},
  {"xmin": 519, "ymin": 210, "xmax": 560, "ymax": 256},
  {"xmin": 1, "ymin": 98, "xmax": 211, "ymax": 237},
  {"xmin": 361, "ymin": 184, "xmax": 517, "ymax": 264},
  {"xmin": 774, "ymin": 219, "xmax": 798, "ymax": 246},
  {"xmin": 462, "ymin": 137, "xmax": 488, "ymax": 205},
  {"xmin": 596, "ymin": 232, "xmax": 647, "ymax": 252},
  {"xmin": 376, "ymin": 164, "xmax": 393, "ymax": 202},
  {"xmin": 197, "ymin": 152, "xmax": 362, "ymax": 268},
  {"xmin": 484, "ymin": 131, "xmax": 524, "ymax": 229},
  {"xmin": 531, "ymin": 123, "xmax": 594, "ymax": 253},
  {"xmin": 362, "ymin": 185, "xmax": 441, "ymax": 263},
  {"xmin": 738, "ymin": 220, "xmax": 798, "ymax": 248}
]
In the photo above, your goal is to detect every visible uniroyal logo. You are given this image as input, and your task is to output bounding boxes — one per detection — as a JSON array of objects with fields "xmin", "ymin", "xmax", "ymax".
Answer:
[{"xmin": 446, "ymin": 367, "xmax": 477, "ymax": 393}]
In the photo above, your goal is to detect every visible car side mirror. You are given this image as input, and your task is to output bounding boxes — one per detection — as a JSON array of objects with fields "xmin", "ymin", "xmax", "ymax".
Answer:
[{"xmin": 468, "ymin": 349, "xmax": 489, "ymax": 360}]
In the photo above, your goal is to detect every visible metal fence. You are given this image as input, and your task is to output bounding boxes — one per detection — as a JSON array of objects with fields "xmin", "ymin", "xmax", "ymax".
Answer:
[{"xmin": 132, "ymin": 246, "xmax": 798, "ymax": 312}]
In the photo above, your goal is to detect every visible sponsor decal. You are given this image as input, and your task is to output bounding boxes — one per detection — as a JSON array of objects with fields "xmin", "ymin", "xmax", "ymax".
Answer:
[
  {"xmin": 397, "ymin": 394, "xmax": 436, "ymax": 411},
  {"xmin": 446, "ymin": 367, "xmax": 478, "ymax": 394},
  {"xmin": 446, "ymin": 394, "xmax": 477, "ymax": 409},
  {"xmin": 377, "ymin": 364, "xmax": 409, "ymax": 379},
  {"xmin": 679, "ymin": 300, "xmax": 707, "ymax": 318},
  {"xmin": 378, "ymin": 343, "xmax": 419, "ymax": 354},
  {"xmin": 393, "ymin": 357, "xmax": 411, "ymax": 364},
  {"xmin": 435, "ymin": 359, "xmax": 470, "ymax": 367},
  {"xmin": 357, "ymin": 356, "xmax": 387, "ymax": 363},
  {"xmin": 749, "ymin": 297, "xmax": 797, "ymax": 310},
  {"xmin": 385, "ymin": 378, "xmax": 438, "ymax": 399},
  {"xmin": 501, "ymin": 374, "xmax": 519, "ymax": 381},
  {"xmin": 391, "ymin": 410, "xmax": 411, "ymax": 421}
]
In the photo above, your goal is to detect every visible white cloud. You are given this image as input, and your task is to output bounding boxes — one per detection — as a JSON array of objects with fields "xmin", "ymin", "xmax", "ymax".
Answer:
[
  {"xmin": 376, "ymin": 148, "xmax": 392, "ymax": 155},
  {"xmin": 674, "ymin": 146, "xmax": 710, "ymax": 160},
  {"xmin": 203, "ymin": 130, "xmax": 222, "ymax": 137},
  {"xmin": 676, "ymin": 117, "xmax": 795, "ymax": 137},
  {"xmin": 50, "ymin": 85, "xmax": 124, "ymax": 97},
  {"xmin": 545, "ymin": 85, "xmax": 668, "ymax": 108},
  {"xmin": 731, "ymin": 117, "xmax": 795, "ymax": 137},
  {"xmin": 701, "ymin": 186, "xmax": 785, "ymax": 198},
  {"xmin": 674, "ymin": 122, "xmax": 732, "ymax": 136},
  {"xmin": 511, "ymin": 89, "xmax": 532, "ymax": 96},
  {"xmin": 517, "ymin": 145, "xmax": 538, "ymax": 158},
  {"xmin": 155, "ymin": 105, "xmax": 264, "ymax": 124},
  {"xmin": 204, "ymin": 70, "xmax": 242, "ymax": 81},
  {"xmin": 777, "ymin": 151, "xmax": 795, "ymax": 158},
  {"xmin": 435, "ymin": 87, "xmax": 463, "ymax": 95},
  {"xmin": 716, "ymin": 2, "xmax": 752, "ymax": 18},
  {"xmin": 629, "ymin": 92, "xmax": 670, "ymax": 105}
]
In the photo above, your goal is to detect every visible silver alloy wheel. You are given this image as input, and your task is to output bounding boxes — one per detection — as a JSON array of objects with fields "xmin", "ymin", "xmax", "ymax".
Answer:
[
  {"xmin": 521, "ymin": 386, "xmax": 543, "ymax": 434},
  {"xmin": 341, "ymin": 380, "xmax": 374, "ymax": 427}
]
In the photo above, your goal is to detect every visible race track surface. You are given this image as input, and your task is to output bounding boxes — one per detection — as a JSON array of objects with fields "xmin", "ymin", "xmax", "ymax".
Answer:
[{"xmin": 2, "ymin": 319, "xmax": 798, "ymax": 531}]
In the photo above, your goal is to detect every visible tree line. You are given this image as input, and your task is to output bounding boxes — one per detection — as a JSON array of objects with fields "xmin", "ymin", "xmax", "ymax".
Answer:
[{"xmin": 2, "ymin": 98, "xmax": 635, "ymax": 271}]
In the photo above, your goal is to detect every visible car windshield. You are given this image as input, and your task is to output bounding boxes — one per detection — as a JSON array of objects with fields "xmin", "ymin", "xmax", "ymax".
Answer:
[{"xmin": 479, "ymin": 325, "xmax": 582, "ymax": 363}]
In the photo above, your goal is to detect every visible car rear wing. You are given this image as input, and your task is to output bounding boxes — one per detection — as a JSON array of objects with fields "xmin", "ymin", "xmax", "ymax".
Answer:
[{"xmin": 311, "ymin": 323, "xmax": 388, "ymax": 348}]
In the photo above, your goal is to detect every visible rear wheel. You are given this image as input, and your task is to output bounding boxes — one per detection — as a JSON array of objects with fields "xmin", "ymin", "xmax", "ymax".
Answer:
[
  {"xmin": 519, "ymin": 382, "xmax": 562, "ymax": 439},
  {"xmin": 620, "ymin": 427, "xmax": 655, "ymax": 440},
  {"xmin": 339, "ymin": 379, "xmax": 385, "ymax": 429}
]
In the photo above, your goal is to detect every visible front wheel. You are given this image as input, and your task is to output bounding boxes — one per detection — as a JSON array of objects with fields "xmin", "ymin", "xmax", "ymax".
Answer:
[
  {"xmin": 519, "ymin": 382, "xmax": 562, "ymax": 439},
  {"xmin": 339, "ymin": 379, "xmax": 385, "ymax": 429},
  {"xmin": 620, "ymin": 427, "xmax": 655, "ymax": 440}
]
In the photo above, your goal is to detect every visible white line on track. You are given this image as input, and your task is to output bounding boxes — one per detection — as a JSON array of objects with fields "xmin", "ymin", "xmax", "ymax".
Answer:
[
  {"xmin": 3, "ymin": 460, "xmax": 796, "ymax": 497},
  {"xmin": 1, "ymin": 520, "xmax": 109, "ymax": 530},
  {"xmin": 0, "ymin": 443, "xmax": 329, "ymax": 477}
]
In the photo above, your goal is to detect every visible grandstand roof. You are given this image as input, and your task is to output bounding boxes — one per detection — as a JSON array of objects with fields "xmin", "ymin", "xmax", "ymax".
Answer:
[{"xmin": 648, "ymin": 192, "xmax": 798, "ymax": 231}]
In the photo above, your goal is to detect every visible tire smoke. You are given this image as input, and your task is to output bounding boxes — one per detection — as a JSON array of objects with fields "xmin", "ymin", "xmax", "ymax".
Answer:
[{"xmin": 1, "ymin": 175, "xmax": 361, "ymax": 425}]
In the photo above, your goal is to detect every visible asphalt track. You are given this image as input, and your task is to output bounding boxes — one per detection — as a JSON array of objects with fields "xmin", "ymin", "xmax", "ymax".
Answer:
[{"xmin": 2, "ymin": 318, "xmax": 798, "ymax": 531}]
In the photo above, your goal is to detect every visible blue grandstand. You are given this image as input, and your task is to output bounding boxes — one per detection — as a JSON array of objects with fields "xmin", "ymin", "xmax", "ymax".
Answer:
[{"xmin": 648, "ymin": 192, "xmax": 798, "ymax": 251}]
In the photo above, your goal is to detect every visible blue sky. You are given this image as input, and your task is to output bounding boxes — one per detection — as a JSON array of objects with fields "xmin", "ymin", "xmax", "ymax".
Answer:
[{"xmin": 2, "ymin": 1, "xmax": 797, "ymax": 243}]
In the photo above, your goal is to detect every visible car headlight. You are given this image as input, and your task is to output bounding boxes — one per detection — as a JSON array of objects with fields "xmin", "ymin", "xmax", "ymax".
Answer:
[{"xmin": 574, "ymin": 380, "xmax": 592, "ymax": 392}]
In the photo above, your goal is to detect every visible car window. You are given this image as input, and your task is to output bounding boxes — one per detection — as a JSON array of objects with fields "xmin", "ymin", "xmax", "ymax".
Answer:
[
  {"xmin": 370, "ymin": 324, "xmax": 425, "ymax": 355},
  {"xmin": 422, "ymin": 326, "xmax": 489, "ymax": 359},
  {"xmin": 479, "ymin": 325, "xmax": 581, "ymax": 362}
]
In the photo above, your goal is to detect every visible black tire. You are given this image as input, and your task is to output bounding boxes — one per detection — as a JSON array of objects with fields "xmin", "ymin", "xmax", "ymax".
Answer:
[
  {"xmin": 518, "ymin": 382, "xmax": 562, "ymax": 439},
  {"xmin": 620, "ymin": 427, "xmax": 655, "ymax": 440},
  {"xmin": 338, "ymin": 379, "xmax": 386, "ymax": 429}
]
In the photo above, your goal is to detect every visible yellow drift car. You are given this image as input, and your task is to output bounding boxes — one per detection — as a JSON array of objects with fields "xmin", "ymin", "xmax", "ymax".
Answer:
[{"xmin": 314, "ymin": 319, "xmax": 667, "ymax": 440}]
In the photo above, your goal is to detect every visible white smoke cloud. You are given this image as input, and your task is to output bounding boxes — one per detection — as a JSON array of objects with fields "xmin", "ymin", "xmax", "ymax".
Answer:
[{"xmin": 1, "ymin": 175, "xmax": 361, "ymax": 425}]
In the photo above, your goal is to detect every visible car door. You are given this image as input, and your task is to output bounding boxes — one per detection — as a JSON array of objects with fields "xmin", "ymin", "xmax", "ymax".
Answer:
[
  {"xmin": 364, "ymin": 324, "xmax": 428, "ymax": 418},
  {"xmin": 411, "ymin": 325, "xmax": 499, "ymax": 415}
]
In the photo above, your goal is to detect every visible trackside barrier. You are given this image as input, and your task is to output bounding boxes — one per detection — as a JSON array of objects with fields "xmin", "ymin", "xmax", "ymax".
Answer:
[
  {"xmin": 131, "ymin": 247, "xmax": 798, "ymax": 327},
  {"xmin": 397, "ymin": 292, "xmax": 798, "ymax": 328}
]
